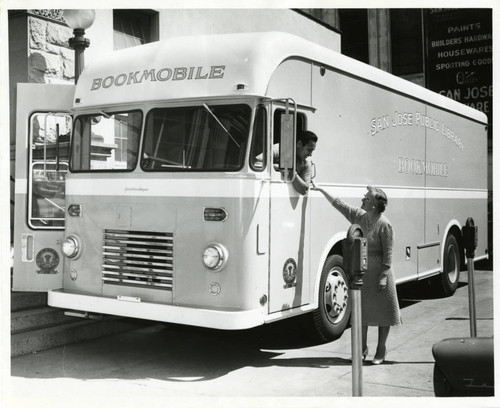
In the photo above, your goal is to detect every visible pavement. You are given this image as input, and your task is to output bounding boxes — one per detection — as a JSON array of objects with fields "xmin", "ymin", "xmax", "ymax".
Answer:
[{"xmin": 4, "ymin": 268, "xmax": 497, "ymax": 408}]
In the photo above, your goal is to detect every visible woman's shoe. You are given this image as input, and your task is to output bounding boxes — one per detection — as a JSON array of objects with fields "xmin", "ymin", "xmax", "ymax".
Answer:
[
  {"xmin": 349, "ymin": 347, "xmax": 368, "ymax": 362},
  {"xmin": 372, "ymin": 350, "xmax": 387, "ymax": 365}
]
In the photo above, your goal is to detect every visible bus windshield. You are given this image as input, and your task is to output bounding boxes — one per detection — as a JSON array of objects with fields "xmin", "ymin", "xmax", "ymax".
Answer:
[
  {"xmin": 71, "ymin": 110, "xmax": 142, "ymax": 171},
  {"xmin": 141, "ymin": 104, "xmax": 251, "ymax": 171}
]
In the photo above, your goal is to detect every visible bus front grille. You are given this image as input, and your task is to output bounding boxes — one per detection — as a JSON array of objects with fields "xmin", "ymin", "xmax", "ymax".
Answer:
[{"xmin": 102, "ymin": 229, "xmax": 173, "ymax": 291}]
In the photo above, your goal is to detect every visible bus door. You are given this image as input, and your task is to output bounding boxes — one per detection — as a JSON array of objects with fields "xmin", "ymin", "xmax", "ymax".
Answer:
[
  {"xmin": 268, "ymin": 103, "xmax": 312, "ymax": 313},
  {"xmin": 12, "ymin": 83, "xmax": 74, "ymax": 291}
]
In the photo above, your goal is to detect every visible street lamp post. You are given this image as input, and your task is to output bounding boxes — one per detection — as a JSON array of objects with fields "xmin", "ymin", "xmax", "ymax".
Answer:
[{"xmin": 63, "ymin": 9, "xmax": 96, "ymax": 84}]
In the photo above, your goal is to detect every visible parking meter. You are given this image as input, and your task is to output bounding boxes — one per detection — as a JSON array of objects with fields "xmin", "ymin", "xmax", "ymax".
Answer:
[
  {"xmin": 462, "ymin": 217, "xmax": 478, "ymax": 337},
  {"xmin": 462, "ymin": 217, "xmax": 478, "ymax": 259},
  {"xmin": 342, "ymin": 224, "xmax": 367, "ymax": 397},
  {"xmin": 342, "ymin": 224, "xmax": 368, "ymax": 290}
]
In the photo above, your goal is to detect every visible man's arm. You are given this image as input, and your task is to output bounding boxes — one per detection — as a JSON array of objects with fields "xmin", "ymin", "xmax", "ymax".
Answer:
[
  {"xmin": 292, "ymin": 172, "xmax": 309, "ymax": 195},
  {"xmin": 292, "ymin": 159, "xmax": 312, "ymax": 195}
]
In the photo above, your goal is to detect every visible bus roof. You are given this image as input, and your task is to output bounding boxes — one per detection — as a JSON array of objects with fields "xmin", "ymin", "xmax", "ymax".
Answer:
[{"xmin": 74, "ymin": 31, "xmax": 487, "ymax": 124}]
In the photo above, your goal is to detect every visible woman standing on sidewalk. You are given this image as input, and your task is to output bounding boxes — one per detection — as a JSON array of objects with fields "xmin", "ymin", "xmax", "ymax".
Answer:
[{"xmin": 312, "ymin": 184, "xmax": 401, "ymax": 364}]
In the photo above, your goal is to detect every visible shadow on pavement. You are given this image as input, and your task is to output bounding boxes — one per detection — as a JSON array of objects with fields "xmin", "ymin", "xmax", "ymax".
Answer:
[
  {"xmin": 397, "ymin": 279, "xmax": 467, "ymax": 309},
  {"xmin": 12, "ymin": 305, "xmax": 440, "ymax": 382},
  {"xmin": 12, "ymin": 321, "xmax": 354, "ymax": 381},
  {"xmin": 14, "ymin": 272, "xmax": 487, "ymax": 382}
]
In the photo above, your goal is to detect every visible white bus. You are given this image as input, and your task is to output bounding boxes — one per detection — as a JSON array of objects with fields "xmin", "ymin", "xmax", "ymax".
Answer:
[{"xmin": 13, "ymin": 32, "xmax": 489, "ymax": 341}]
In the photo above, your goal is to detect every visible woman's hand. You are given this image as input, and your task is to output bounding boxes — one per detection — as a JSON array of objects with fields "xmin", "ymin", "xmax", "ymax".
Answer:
[
  {"xmin": 379, "ymin": 266, "xmax": 390, "ymax": 291},
  {"xmin": 311, "ymin": 183, "xmax": 337, "ymax": 205},
  {"xmin": 378, "ymin": 276, "xmax": 387, "ymax": 291},
  {"xmin": 310, "ymin": 180, "xmax": 323, "ymax": 192}
]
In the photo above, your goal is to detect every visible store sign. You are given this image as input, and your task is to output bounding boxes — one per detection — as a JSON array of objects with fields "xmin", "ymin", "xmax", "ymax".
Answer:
[{"xmin": 424, "ymin": 9, "xmax": 492, "ymax": 118}]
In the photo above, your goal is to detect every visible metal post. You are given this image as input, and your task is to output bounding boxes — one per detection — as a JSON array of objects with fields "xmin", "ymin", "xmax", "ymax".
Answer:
[
  {"xmin": 462, "ymin": 217, "xmax": 478, "ymax": 337},
  {"xmin": 467, "ymin": 259, "xmax": 477, "ymax": 337},
  {"xmin": 343, "ymin": 225, "xmax": 367, "ymax": 397},
  {"xmin": 350, "ymin": 288, "xmax": 363, "ymax": 396}
]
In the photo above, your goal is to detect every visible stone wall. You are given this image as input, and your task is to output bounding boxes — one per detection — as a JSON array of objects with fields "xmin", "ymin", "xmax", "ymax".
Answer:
[{"xmin": 28, "ymin": 15, "xmax": 74, "ymax": 84}]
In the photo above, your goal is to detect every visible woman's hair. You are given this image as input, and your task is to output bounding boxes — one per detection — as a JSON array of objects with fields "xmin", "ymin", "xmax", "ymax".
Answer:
[{"xmin": 368, "ymin": 186, "xmax": 388, "ymax": 213}]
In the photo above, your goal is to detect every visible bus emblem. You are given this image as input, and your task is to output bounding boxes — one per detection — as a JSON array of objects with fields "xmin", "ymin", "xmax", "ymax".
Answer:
[
  {"xmin": 283, "ymin": 258, "xmax": 297, "ymax": 288},
  {"xmin": 35, "ymin": 248, "xmax": 60, "ymax": 274}
]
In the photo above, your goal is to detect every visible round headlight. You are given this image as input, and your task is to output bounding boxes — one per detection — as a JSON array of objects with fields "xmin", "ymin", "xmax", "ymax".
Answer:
[
  {"xmin": 62, "ymin": 236, "xmax": 80, "ymax": 258},
  {"xmin": 202, "ymin": 244, "xmax": 228, "ymax": 270}
]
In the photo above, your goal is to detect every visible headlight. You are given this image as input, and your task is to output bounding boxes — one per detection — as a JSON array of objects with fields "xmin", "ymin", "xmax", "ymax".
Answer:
[
  {"xmin": 202, "ymin": 244, "xmax": 228, "ymax": 270},
  {"xmin": 62, "ymin": 235, "xmax": 80, "ymax": 258}
]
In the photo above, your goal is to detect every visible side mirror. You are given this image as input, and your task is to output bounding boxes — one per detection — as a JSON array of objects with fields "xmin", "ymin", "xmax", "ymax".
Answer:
[
  {"xmin": 279, "ymin": 112, "xmax": 295, "ymax": 181},
  {"xmin": 278, "ymin": 101, "xmax": 296, "ymax": 182}
]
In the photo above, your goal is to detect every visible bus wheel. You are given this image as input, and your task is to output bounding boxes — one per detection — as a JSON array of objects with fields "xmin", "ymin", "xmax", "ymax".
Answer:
[
  {"xmin": 307, "ymin": 255, "xmax": 351, "ymax": 342},
  {"xmin": 434, "ymin": 234, "xmax": 461, "ymax": 297}
]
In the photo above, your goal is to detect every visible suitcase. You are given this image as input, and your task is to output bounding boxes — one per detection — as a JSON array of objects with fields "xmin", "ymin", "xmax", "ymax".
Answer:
[{"xmin": 432, "ymin": 336, "xmax": 494, "ymax": 396}]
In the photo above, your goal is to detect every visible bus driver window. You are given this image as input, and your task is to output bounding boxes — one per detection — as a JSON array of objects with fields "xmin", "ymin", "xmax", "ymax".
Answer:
[{"xmin": 251, "ymin": 109, "xmax": 306, "ymax": 170}]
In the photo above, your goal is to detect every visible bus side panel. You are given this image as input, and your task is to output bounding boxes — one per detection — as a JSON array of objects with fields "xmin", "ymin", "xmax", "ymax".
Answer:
[
  {"xmin": 266, "ymin": 59, "xmax": 313, "ymax": 107},
  {"xmin": 268, "ymin": 183, "xmax": 312, "ymax": 313},
  {"xmin": 424, "ymin": 105, "xmax": 488, "ymax": 259},
  {"xmin": 308, "ymin": 63, "xmax": 427, "ymax": 285}
]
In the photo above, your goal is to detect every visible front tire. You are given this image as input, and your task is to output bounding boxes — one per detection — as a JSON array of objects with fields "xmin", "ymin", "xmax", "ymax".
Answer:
[
  {"xmin": 433, "ymin": 234, "xmax": 461, "ymax": 297},
  {"xmin": 304, "ymin": 255, "xmax": 351, "ymax": 342}
]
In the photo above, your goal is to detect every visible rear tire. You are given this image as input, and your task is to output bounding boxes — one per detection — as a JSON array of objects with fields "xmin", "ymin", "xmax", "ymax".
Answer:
[
  {"xmin": 304, "ymin": 255, "xmax": 351, "ymax": 342},
  {"xmin": 433, "ymin": 234, "xmax": 461, "ymax": 297}
]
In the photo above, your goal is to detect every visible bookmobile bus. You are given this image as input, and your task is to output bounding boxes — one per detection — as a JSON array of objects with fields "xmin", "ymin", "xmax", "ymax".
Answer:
[{"xmin": 13, "ymin": 32, "xmax": 488, "ymax": 341}]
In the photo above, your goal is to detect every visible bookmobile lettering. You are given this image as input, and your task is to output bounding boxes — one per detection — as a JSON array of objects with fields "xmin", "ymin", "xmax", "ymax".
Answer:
[
  {"xmin": 370, "ymin": 111, "xmax": 464, "ymax": 151},
  {"xmin": 398, "ymin": 157, "xmax": 448, "ymax": 177},
  {"xmin": 91, "ymin": 65, "xmax": 226, "ymax": 91}
]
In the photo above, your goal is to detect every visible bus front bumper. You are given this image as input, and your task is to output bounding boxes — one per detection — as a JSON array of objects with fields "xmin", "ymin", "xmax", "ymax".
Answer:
[{"xmin": 48, "ymin": 289, "xmax": 266, "ymax": 330}]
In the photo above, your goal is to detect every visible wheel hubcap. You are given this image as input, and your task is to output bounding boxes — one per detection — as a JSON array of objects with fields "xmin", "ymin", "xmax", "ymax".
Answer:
[
  {"xmin": 446, "ymin": 244, "xmax": 458, "ymax": 283},
  {"xmin": 324, "ymin": 268, "xmax": 348, "ymax": 324}
]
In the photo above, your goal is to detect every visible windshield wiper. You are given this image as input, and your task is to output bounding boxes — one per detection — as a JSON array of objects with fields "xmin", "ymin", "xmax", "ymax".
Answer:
[{"xmin": 202, "ymin": 103, "xmax": 240, "ymax": 148}]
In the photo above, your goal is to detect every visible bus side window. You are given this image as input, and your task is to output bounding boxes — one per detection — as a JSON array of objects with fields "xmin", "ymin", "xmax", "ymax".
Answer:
[{"xmin": 249, "ymin": 105, "xmax": 267, "ymax": 171}]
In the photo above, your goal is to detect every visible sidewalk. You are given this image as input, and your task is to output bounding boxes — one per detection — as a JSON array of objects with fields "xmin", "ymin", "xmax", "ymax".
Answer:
[{"xmin": 5, "ymin": 269, "xmax": 496, "ymax": 406}]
